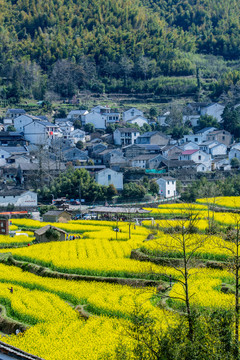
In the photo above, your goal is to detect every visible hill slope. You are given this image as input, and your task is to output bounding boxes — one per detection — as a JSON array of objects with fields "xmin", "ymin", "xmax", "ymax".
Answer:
[{"xmin": 0, "ymin": 0, "xmax": 240, "ymax": 100}]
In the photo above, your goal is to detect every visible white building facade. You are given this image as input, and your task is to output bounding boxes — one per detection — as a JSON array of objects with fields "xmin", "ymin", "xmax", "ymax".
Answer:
[
  {"xmin": 95, "ymin": 169, "xmax": 123, "ymax": 190},
  {"xmin": 156, "ymin": 177, "xmax": 176, "ymax": 198},
  {"xmin": 0, "ymin": 190, "xmax": 37, "ymax": 207}
]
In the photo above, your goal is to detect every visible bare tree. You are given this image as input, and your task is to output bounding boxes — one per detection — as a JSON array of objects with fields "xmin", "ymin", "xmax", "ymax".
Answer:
[
  {"xmin": 153, "ymin": 205, "xmax": 207, "ymax": 341},
  {"xmin": 218, "ymin": 211, "xmax": 240, "ymax": 358}
]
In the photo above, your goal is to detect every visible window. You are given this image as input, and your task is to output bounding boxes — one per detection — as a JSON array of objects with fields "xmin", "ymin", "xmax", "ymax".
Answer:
[
  {"xmin": 222, "ymin": 136, "xmax": 225, "ymax": 140},
  {"xmin": 1, "ymin": 155, "xmax": 4, "ymax": 158},
  {"xmin": 198, "ymin": 155, "xmax": 201, "ymax": 160},
  {"xmin": 194, "ymin": 138, "xmax": 198, "ymax": 142},
  {"xmin": 108, "ymin": 174, "xmax": 111, "ymax": 181},
  {"xmin": 168, "ymin": 181, "xmax": 170, "ymax": 185},
  {"xmin": 168, "ymin": 190, "xmax": 170, "ymax": 194},
  {"xmin": 134, "ymin": 133, "xmax": 136, "ymax": 136},
  {"xmin": 1, "ymin": 223, "xmax": 3, "ymax": 227},
  {"xmin": 202, "ymin": 167, "xmax": 204, "ymax": 171}
]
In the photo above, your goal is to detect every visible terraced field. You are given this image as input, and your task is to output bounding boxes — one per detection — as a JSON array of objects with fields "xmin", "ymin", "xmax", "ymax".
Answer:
[{"xmin": 0, "ymin": 198, "xmax": 239, "ymax": 359}]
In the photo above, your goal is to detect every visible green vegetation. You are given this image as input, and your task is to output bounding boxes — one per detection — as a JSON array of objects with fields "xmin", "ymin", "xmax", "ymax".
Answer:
[{"xmin": 1, "ymin": 0, "xmax": 240, "ymax": 101}]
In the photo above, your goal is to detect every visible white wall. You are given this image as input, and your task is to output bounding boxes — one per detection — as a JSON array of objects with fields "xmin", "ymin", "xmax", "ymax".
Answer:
[
  {"xmin": 14, "ymin": 115, "xmax": 33, "ymax": 132},
  {"xmin": 157, "ymin": 178, "xmax": 176, "ymax": 198},
  {"xmin": 123, "ymin": 108, "xmax": 143, "ymax": 122},
  {"xmin": 95, "ymin": 169, "xmax": 123, "ymax": 190},
  {"xmin": 0, "ymin": 191, "xmax": 37, "ymax": 207},
  {"xmin": 85, "ymin": 112, "xmax": 106, "ymax": 129}
]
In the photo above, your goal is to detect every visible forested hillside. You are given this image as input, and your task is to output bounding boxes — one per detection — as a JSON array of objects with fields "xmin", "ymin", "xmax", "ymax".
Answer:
[{"xmin": 1, "ymin": 0, "xmax": 240, "ymax": 101}]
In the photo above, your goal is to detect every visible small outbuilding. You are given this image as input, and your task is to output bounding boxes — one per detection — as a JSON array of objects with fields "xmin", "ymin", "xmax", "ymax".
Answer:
[
  {"xmin": 34, "ymin": 225, "xmax": 67, "ymax": 243},
  {"xmin": 42, "ymin": 210, "xmax": 71, "ymax": 223}
]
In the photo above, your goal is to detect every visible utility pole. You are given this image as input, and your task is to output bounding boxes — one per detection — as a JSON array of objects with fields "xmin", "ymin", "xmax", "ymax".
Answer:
[{"xmin": 79, "ymin": 183, "xmax": 82, "ymax": 219}]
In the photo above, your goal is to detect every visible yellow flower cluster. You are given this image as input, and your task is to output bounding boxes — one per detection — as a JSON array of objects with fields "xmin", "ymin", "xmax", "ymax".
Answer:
[
  {"xmin": 142, "ymin": 232, "xmax": 237, "ymax": 261},
  {"xmin": 0, "ymin": 263, "xmax": 175, "ymax": 360},
  {"xmin": 197, "ymin": 196, "xmax": 240, "ymax": 209},
  {"xmin": 170, "ymin": 267, "xmax": 234, "ymax": 309}
]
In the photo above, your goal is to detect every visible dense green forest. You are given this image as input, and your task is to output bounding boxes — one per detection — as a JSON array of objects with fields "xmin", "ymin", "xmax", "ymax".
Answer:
[{"xmin": 1, "ymin": 0, "xmax": 240, "ymax": 101}]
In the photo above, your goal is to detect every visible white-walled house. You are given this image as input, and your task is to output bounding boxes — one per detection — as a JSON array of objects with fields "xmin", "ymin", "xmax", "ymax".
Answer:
[
  {"xmin": 156, "ymin": 177, "xmax": 176, "ymax": 198},
  {"xmin": 179, "ymin": 149, "xmax": 211, "ymax": 171},
  {"xmin": 183, "ymin": 114, "xmax": 200, "ymax": 127},
  {"xmin": 0, "ymin": 146, "xmax": 29, "ymax": 166},
  {"xmin": 6, "ymin": 109, "xmax": 26, "ymax": 120},
  {"xmin": 199, "ymin": 141, "xmax": 227, "ymax": 157},
  {"xmin": 90, "ymin": 106, "xmax": 120, "ymax": 124},
  {"xmin": 229, "ymin": 144, "xmax": 240, "ymax": 161},
  {"xmin": 200, "ymin": 103, "xmax": 224, "ymax": 122},
  {"xmin": 183, "ymin": 127, "xmax": 216, "ymax": 144},
  {"xmin": 71, "ymin": 129, "xmax": 86, "ymax": 143},
  {"xmin": 122, "ymin": 108, "xmax": 143, "ymax": 122},
  {"xmin": 67, "ymin": 110, "xmax": 89, "ymax": 121},
  {"xmin": 113, "ymin": 128, "xmax": 140, "ymax": 146},
  {"xmin": 179, "ymin": 149, "xmax": 211, "ymax": 163},
  {"xmin": 0, "ymin": 190, "xmax": 37, "ymax": 207},
  {"xmin": 84, "ymin": 112, "xmax": 106, "ymax": 129},
  {"xmin": 23, "ymin": 121, "xmax": 61, "ymax": 145},
  {"xmin": 180, "ymin": 142, "xmax": 199, "ymax": 151},
  {"xmin": 95, "ymin": 168, "xmax": 123, "ymax": 190},
  {"xmin": 126, "ymin": 115, "xmax": 148, "ymax": 127},
  {"xmin": 14, "ymin": 114, "xmax": 42, "ymax": 132}
]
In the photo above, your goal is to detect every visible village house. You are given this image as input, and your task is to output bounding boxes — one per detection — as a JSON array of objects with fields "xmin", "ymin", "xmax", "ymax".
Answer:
[
  {"xmin": 62, "ymin": 148, "xmax": 88, "ymax": 164},
  {"xmin": 0, "ymin": 132, "xmax": 27, "ymax": 147},
  {"xmin": 136, "ymin": 131, "xmax": 170, "ymax": 146},
  {"xmin": 179, "ymin": 149, "xmax": 211, "ymax": 163},
  {"xmin": 229, "ymin": 143, "xmax": 240, "ymax": 162},
  {"xmin": 183, "ymin": 127, "xmax": 216, "ymax": 144},
  {"xmin": 42, "ymin": 210, "xmax": 71, "ymax": 223},
  {"xmin": 184, "ymin": 103, "xmax": 224, "ymax": 125},
  {"xmin": 161, "ymin": 145, "xmax": 183, "ymax": 160},
  {"xmin": 125, "ymin": 115, "xmax": 148, "ymax": 127},
  {"xmin": 123, "ymin": 144, "xmax": 161, "ymax": 159},
  {"xmin": 129, "ymin": 154, "xmax": 163, "ymax": 169},
  {"xmin": 180, "ymin": 142, "xmax": 199, "ymax": 151},
  {"xmin": 70, "ymin": 129, "xmax": 86, "ymax": 143},
  {"xmin": 156, "ymin": 177, "xmax": 176, "ymax": 198},
  {"xmin": 5, "ymin": 109, "xmax": 26, "ymax": 123},
  {"xmin": 67, "ymin": 110, "xmax": 89, "ymax": 122},
  {"xmin": 0, "ymin": 146, "xmax": 29, "ymax": 166},
  {"xmin": 199, "ymin": 141, "xmax": 227, "ymax": 157},
  {"xmin": 0, "ymin": 189, "xmax": 37, "ymax": 207},
  {"xmin": 23, "ymin": 121, "xmax": 61, "ymax": 145},
  {"xmin": 34, "ymin": 225, "xmax": 67, "ymax": 242},
  {"xmin": 122, "ymin": 108, "xmax": 143, "ymax": 122},
  {"xmin": 95, "ymin": 168, "xmax": 123, "ymax": 190},
  {"xmin": 206, "ymin": 129, "xmax": 232, "ymax": 146},
  {"xmin": 113, "ymin": 128, "xmax": 140, "ymax": 146},
  {"xmin": 94, "ymin": 148, "xmax": 123, "ymax": 166}
]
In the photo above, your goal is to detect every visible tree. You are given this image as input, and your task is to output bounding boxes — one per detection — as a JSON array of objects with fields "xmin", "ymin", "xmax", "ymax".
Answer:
[
  {"xmin": 73, "ymin": 120, "xmax": 82, "ymax": 129},
  {"xmin": 222, "ymin": 105, "xmax": 240, "ymax": 138},
  {"xmin": 7, "ymin": 125, "xmax": 16, "ymax": 132},
  {"xmin": 149, "ymin": 107, "xmax": 158, "ymax": 119},
  {"xmin": 149, "ymin": 181, "xmax": 159, "ymax": 195},
  {"xmin": 84, "ymin": 123, "xmax": 95, "ymax": 133},
  {"xmin": 76, "ymin": 141, "xmax": 84, "ymax": 150},
  {"xmin": 122, "ymin": 183, "xmax": 146, "ymax": 200},
  {"xmin": 197, "ymin": 114, "xmax": 219, "ymax": 129},
  {"xmin": 107, "ymin": 184, "xmax": 118, "ymax": 200},
  {"xmin": 231, "ymin": 157, "xmax": 240, "ymax": 169},
  {"xmin": 158, "ymin": 205, "xmax": 207, "ymax": 341},
  {"xmin": 219, "ymin": 212, "xmax": 240, "ymax": 358}
]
